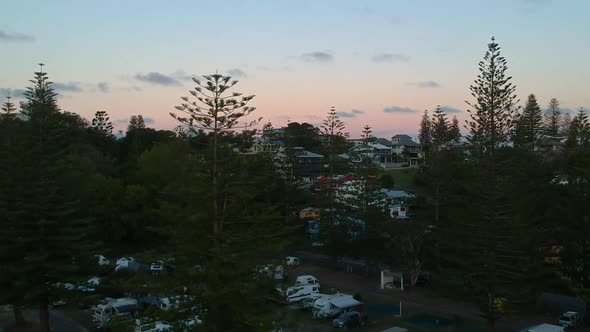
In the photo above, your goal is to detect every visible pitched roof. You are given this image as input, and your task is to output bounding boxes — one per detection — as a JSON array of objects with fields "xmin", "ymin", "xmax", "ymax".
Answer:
[
  {"xmin": 296, "ymin": 150, "xmax": 324, "ymax": 158},
  {"xmin": 375, "ymin": 138, "xmax": 392, "ymax": 146},
  {"xmin": 392, "ymin": 134, "xmax": 420, "ymax": 147},
  {"xmin": 369, "ymin": 142, "xmax": 392, "ymax": 150}
]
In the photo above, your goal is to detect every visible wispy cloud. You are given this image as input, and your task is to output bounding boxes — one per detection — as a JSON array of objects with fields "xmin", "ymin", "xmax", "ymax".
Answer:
[
  {"xmin": 114, "ymin": 118, "xmax": 129, "ymax": 125},
  {"xmin": 227, "ymin": 68, "xmax": 248, "ymax": 78},
  {"xmin": 440, "ymin": 105, "xmax": 463, "ymax": 113},
  {"xmin": 53, "ymin": 82, "xmax": 83, "ymax": 93},
  {"xmin": 257, "ymin": 65, "xmax": 293, "ymax": 72},
  {"xmin": 97, "ymin": 82, "xmax": 110, "ymax": 93},
  {"xmin": 338, "ymin": 109, "xmax": 365, "ymax": 118},
  {"xmin": 372, "ymin": 53, "xmax": 410, "ymax": 63},
  {"xmin": 383, "ymin": 106, "xmax": 418, "ymax": 113},
  {"xmin": 301, "ymin": 51, "xmax": 334, "ymax": 63},
  {"xmin": 0, "ymin": 30, "xmax": 34, "ymax": 42},
  {"xmin": 135, "ymin": 72, "xmax": 181, "ymax": 86},
  {"xmin": 170, "ymin": 70, "xmax": 194, "ymax": 81},
  {"xmin": 0, "ymin": 88, "xmax": 27, "ymax": 98},
  {"xmin": 416, "ymin": 81, "xmax": 441, "ymax": 88}
]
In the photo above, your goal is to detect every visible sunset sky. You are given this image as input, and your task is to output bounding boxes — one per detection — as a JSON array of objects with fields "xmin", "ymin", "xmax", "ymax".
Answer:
[{"xmin": 1, "ymin": 0, "xmax": 589, "ymax": 139}]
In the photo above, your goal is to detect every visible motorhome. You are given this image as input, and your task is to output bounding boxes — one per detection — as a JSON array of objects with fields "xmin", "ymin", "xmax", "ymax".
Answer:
[
  {"xmin": 312, "ymin": 295, "xmax": 362, "ymax": 319},
  {"xmin": 295, "ymin": 275, "xmax": 320, "ymax": 286},
  {"xmin": 93, "ymin": 298, "xmax": 139, "ymax": 325},
  {"xmin": 277, "ymin": 284, "xmax": 320, "ymax": 303}
]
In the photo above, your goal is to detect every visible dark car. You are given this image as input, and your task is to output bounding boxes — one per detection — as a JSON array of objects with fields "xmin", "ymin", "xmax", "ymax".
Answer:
[{"xmin": 332, "ymin": 311, "xmax": 368, "ymax": 328}]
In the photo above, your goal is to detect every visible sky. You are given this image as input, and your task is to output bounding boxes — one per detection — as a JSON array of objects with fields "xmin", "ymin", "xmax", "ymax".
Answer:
[{"xmin": 1, "ymin": 0, "xmax": 589, "ymax": 139}]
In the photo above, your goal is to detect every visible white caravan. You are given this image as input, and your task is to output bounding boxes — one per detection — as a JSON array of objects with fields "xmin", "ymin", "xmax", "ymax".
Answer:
[
  {"xmin": 277, "ymin": 285, "xmax": 320, "ymax": 303},
  {"xmin": 96, "ymin": 255, "xmax": 110, "ymax": 266},
  {"xmin": 93, "ymin": 298, "xmax": 138, "ymax": 325},
  {"xmin": 295, "ymin": 275, "xmax": 320, "ymax": 286},
  {"xmin": 312, "ymin": 295, "xmax": 362, "ymax": 319}
]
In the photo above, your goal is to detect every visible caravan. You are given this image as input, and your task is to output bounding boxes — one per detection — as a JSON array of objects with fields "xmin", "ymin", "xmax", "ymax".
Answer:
[
  {"xmin": 93, "ymin": 298, "xmax": 139, "ymax": 326},
  {"xmin": 277, "ymin": 285, "xmax": 320, "ymax": 303},
  {"xmin": 312, "ymin": 295, "xmax": 362, "ymax": 319},
  {"xmin": 295, "ymin": 275, "xmax": 320, "ymax": 286}
]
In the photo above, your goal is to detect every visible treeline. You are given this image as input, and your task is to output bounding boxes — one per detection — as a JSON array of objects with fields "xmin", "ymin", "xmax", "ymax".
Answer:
[
  {"xmin": 0, "ymin": 71, "xmax": 302, "ymax": 331},
  {"xmin": 416, "ymin": 38, "xmax": 590, "ymax": 331}
]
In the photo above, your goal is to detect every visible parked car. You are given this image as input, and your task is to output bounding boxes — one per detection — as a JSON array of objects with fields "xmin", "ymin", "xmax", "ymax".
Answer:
[
  {"xmin": 559, "ymin": 311, "xmax": 581, "ymax": 328},
  {"xmin": 135, "ymin": 320, "xmax": 172, "ymax": 332},
  {"xmin": 332, "ymin": 311, "xmax": 367, "ymax": 328},
  {"xmin": 299, "ymin": 294, "xmax": 322, "ymax": 310},
  {"xmin": 285, "ymin": 256, "xmax": 300, "ymax": 266}
]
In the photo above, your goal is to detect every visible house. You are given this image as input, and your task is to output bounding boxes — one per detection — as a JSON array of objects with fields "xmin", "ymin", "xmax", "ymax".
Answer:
[
  {"xmin": 391, "ymin": 134, "xmax": 422, "ymax": 167},
  {"xmin": 262, "ymin": 127, "xmax": 286, "ymax": 141},
  {"xmin": 381, "ymin": 189, "xmax": 416, "ymax": 219},
  {"xmin": 250, "ymin": 136, "xmax": 284, "ymax": 153},
  {"xmin": 344, "ymin": 142, "xmax": 394, "ymax": 165},
  {"xmin": 537, "ymin": 136, "xmax": 566, "ymax": 153},
  {"xmin": 280, "ymin": 147, "xmax": 324, "ymax": 182}
]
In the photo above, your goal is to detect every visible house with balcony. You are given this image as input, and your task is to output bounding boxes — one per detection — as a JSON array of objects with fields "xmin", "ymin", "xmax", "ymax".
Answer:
[{"xmin": 391, "ymin": 134, "xmax": 423, "ymax": 167}]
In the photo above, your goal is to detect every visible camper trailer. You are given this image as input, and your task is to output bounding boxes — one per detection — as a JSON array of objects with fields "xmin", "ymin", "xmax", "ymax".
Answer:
[
  {"xmin": 93, "ymin": 298, "xmax": 139, "ymax": 326},
  {"xmin": 295, "ymin": 275, "xmax": 320, "ymax": 286},
  {"xmin": 312, "ymin": 295, "xmax": 362, "ymax": 319},
  {"xmin": 277, "ymin": 284, "xmax": 320, "ymax": 303}
]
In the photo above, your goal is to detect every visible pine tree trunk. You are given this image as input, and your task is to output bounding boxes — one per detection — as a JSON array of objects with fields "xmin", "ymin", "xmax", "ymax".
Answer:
[
  {"xmin": 39, "ymin": 298, "xmax": 50, "ymax": 332},
  {"xmin": 13, "ymin": 305, "xmax": 27, "ymax": 327}
]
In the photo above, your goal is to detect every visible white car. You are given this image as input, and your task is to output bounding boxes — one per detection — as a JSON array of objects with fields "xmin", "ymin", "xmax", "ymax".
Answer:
[
  {"xmin": 150, "ymin": 262, "xmax": 164, "ymax": 274},
  {"xmin": 285, "ymin": 256, "xmax": 300, "ymax": 266},
  {"xmin": 135, "ymin": 320, "xmax": 171, "ymax": 332},
  {"xmin": 559, "ymin": 311, "xmax": 580, "ymax": 328},
  {"xmin": 88, "ymin": 277, "xmax": 102, "ymax": 287}
]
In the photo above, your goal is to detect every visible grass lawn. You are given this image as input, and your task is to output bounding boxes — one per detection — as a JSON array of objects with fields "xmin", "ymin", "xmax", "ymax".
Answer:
[{"xmin": 383, "ymin": 168, "xmax": 418, "ymax": 189}]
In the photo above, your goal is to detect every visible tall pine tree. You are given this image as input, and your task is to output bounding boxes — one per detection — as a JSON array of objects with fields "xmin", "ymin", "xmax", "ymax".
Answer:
[
  {"xmin": 320, "ymin": 107, "xmax": 347, "ymax": 227},
  {"xmin": 514, "ymin": 94, "xmax": 543, "ymax": 149},
  {"xmin": 419, "ymin": 110, "xmax": 432, "ymax": 158},
  {"xmin": 455, "ymin": 38, "xmax": 523, "ymax": 331},
  {"xmin": 544, "ymin": 98, "xmax": 561, "ymax": 137},
  {"xmin": 13, "ymin": 65, "xmax": 96, "ymax": 332}
]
